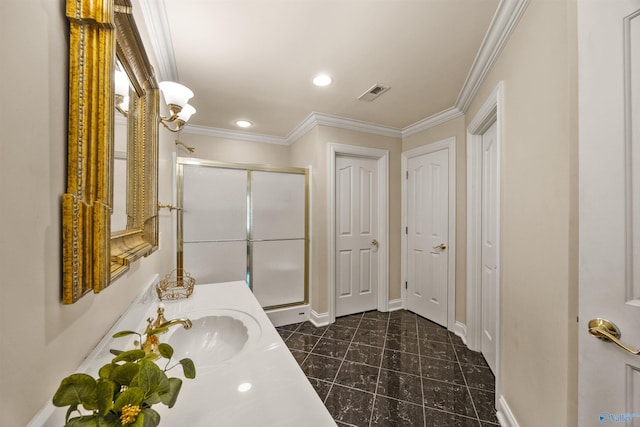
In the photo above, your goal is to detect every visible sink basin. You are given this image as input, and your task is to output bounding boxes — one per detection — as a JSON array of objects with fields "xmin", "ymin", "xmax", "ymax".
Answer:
[{"xmin": 167, "ymin": 310, "xmax": 260, "ymax": 367}]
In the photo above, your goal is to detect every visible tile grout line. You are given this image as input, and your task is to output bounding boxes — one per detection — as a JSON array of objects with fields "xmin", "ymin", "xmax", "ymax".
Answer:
[
  {"xmin": 416, "ymin": 318, "xmax": 427, "ymax": 427},
  {"xmin": 420, "ymin": 319, "xmax": 488, "ymax": 424},
  {"xmin": 300, "ymin": 321, "xmax": 330, "ymax": 368},
  {"xmin": 451, "ymin": 336, "xmax": 483, "ymax": 426},
  {"xmin": 322, "ymin": 312, "xmax": 365, "ymax": 412},
  {"xmin": 367, "ymin": 313, "xmax": 390, "ymax": 427},
  {"xmin": 282, "ymin": 311, "xmax": 497, "ymax": 425}
]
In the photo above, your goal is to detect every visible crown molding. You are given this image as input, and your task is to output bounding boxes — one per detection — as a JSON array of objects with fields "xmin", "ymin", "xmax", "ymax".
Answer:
[
  {"xmin": 141, "ymin": 0, "xmax": 529, "ymax": 144},
  {"xmin": 287, "ymin": 112, "xmax": 403, "ymax": 144},
  {"xmin": 455, "ymin": 0, "xmax": 530, "ymax": 113},
  {"xmin": 286, "ymin": 113, "xmax": 320, "ymax": 144},
  {"xmin": 182, "ymin": 124, "xmax": 290, "ymax": 146},
  {"xmin": 184, "ymin": 112, "xmax": 403, "ymax": 146},
  {"xmin": 309, "ymin": 112, "xmax": 403, "ymax": 139},
  {"xmin": 401, "ymin": 107, "xmax": 464, "ymax": 138},
  {"xmin": 138, "ymin": 0, "xmax": 178, "ymax": 82}
]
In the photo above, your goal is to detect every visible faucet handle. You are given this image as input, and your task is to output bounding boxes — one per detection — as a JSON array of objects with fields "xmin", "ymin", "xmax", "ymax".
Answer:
[
  {"xmin": 144, "ymin": 317, "xmax": 154, "ymax": 334},
  {"xmin": 153, "ymin": 304, "xmax": 168, "ymax": 328}
]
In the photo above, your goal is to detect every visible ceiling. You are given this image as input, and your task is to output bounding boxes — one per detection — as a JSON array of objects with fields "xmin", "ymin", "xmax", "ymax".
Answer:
[{"xmin": 153, "ymin": 0, "xmax": 501, "ymax": 138}]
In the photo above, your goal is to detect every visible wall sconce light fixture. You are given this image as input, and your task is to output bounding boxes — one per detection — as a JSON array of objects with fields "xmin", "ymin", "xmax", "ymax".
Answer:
[
  {"xmin": 159, "ymin": 81, "xmax": 197, "ymax": 132},
  {"xmin": 114, "ymin": 69, "xmax": 131, "ymax": 116},
  {"xmin": 114, "ymin": 72, "xmax": 197, "ymax": 132}
]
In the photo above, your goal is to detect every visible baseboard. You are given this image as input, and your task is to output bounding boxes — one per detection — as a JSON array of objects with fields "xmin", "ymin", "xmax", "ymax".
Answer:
[
  {"xmin": 388, "ymin": 298, "xmax": 403, "ymax": 311},
  {"xmin": 451, "ymin": 321, "xmax": 468, "ymax": 346},
  {"xmin": 265, "ymin": 304, "xmax": 310, "ymax": 327},
  {"xmin": 310, "ymin": 309, "xmax": 331, "ymax": 327},
  {"xmin": 497, "ymin": 394, "xmax": 519, "ymax": 427}
]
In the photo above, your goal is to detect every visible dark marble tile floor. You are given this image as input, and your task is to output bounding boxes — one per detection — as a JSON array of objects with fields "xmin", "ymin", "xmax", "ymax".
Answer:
[{"xmin": 276, "ymin": 310, "xmax": 499, "ymax": 427}]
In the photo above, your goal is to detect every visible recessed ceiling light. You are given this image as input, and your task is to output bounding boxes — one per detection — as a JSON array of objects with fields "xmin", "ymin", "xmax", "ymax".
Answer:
[
  {"xmin": 235, "ymin": 120, "xmax": 253, "ymax": 128},
  {"xmin": 237, "ymin": 382, "xmax": 252, "ymax": 393},
  {"xmin": 313, "ymin": 74, "xmax": 332, "ymax": 87}
]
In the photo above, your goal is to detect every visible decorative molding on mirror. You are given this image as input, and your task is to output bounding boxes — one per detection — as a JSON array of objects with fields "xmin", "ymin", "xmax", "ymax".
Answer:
[
  {"xmin": 63, "ymin": 0, "xmax": 159, "ymax": 304},
  {"xmin": 63, "ymin": 0, "xmax": 115, "ymax": 303}
]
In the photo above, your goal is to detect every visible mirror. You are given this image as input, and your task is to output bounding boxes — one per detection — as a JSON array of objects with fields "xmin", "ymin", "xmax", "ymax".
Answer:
[
  {"xmin": 112, "ymin": 61, "xmax": 131, "ymax": 232},
  {"xmin": 62, "ymin": 0, "xmax": 159, "ymax": 303}
]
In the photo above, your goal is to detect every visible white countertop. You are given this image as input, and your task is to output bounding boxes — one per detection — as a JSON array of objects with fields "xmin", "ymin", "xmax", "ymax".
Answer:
[{"xmin": 30, "ymin": 281, "xmax": 336, "ymax": 427}]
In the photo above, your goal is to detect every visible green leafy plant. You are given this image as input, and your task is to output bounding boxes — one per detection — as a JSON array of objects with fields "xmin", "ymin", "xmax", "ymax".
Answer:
[{"xmin": 52, "ymin": 328, "xmax": 196, "ymax": 426}]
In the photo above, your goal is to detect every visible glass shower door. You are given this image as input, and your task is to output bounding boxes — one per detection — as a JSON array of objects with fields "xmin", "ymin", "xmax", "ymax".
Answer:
[
  {"xmin": 177, "ymin": 159, "xmax": 308, "ymax": 309},
  {"xmin": 250, "ymin": 171, "xmax": 306, "ymax": 307},
  {"xmin": 181, "ymin": 165, "xmax": 248, "ymax": 284}
]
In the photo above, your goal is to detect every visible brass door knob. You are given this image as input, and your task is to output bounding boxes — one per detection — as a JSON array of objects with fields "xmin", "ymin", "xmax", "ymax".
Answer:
[
  {"xmin": 433, "ymin": 243, "xmax": 447, "ymax": 250},
  {"xmin": 371, "ymin": 239, "xmax": 378, "ymax": 247},
  {"xmin": 588, "ymin": 318, "xmax": 640, "ymax": 355}
]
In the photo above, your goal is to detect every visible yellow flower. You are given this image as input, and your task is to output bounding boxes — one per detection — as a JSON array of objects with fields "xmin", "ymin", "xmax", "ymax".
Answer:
[
  {"xmin": 142, "ymin": 334, "xmax": 160, "ymax": 354},
  {"xmin": 120, "ymin": 404, "xmax": 141, "ymax": 425}
]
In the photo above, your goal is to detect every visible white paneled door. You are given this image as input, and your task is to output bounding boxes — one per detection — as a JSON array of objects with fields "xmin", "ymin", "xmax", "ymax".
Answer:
[
  {"xmin": 579, "ymin": 1, "xmax": 640, "ymax": 425},
  {"xmin": 336, "ymin": 156, "xmax": 379, "ymax": 317},
  {"xmin": 481, "ymin": 121, "xmax": 498, "ymax": 374},
  {"xmin": 406, "ymin": 148, "xmax": 449, "ymax": 327}
]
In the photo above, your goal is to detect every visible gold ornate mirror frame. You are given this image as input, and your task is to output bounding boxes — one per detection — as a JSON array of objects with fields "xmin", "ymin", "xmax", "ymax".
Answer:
[{"xmin": 63, "ymin": 0, "xmax": 159, "ymax": 304}]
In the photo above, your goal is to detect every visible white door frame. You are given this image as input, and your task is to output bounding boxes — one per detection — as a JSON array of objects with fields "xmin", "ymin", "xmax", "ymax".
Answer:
[
  {"xmin": 401, "ymin": 137, "xmax": 457, "ymax": 331},
  {"xmin": 328, "ymin": 143, "xmax": 389, "ymax": 323},
  {"xmin": 466, "ymin": 81, "xmax": 504, "ymax": 411}
]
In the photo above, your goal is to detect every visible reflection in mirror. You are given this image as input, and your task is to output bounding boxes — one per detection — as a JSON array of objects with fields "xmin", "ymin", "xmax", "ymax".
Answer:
[
  {"xmin": 110, "ymin": 0, "xmax": 160, "ymax": 283},
  {"xmin": 112, "ymin": 60, "xmax": 131, "ymax": 232}
]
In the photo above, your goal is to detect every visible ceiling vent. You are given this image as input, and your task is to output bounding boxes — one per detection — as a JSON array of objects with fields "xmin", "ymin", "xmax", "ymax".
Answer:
[{"xmin": 358, "ymin": 84, "xmax": 391, "ymax": 102}]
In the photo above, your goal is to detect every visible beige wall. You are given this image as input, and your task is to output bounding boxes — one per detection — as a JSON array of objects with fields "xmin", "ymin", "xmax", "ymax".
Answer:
[
  {"xmin": 290, "ymin": 126, "xmax": 403, "ymax": 313},
  {"xmin": 289, "ymin": 127, "xmax": 325, "ymax": 310},
  {"xmin": 176, "ymin": 125, "xmax": 404, "ymax": 316},
  {"xmin": 465, "ymin": 0, "xmax": 578, "ymax": 425},
  {"xmin": 0, "ymin": 1, "xmax": 177, "ymax": 425},
  {"xmin": 402, "ymin": 116, "xmax": 468, "ymax": 323},
  {"xmin": 3, "ymin": 0, "xmax": 579, "ymax": 425},
  {"xmin": 177, "ymin": 133, "xmax": 291, "ymax": 167}
]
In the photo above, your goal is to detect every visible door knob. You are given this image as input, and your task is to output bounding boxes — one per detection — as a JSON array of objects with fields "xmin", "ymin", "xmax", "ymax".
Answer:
[
  {"xmin": 433, "ymin": 243, "xmax": 446, "ymax": 250},
  {"xmin": 371, "ymin": 239, "xmax": 378, "ymax": 247},
  {"xmin": 588, "ymin": 318, "xmax": 640, "ymax": 355}
]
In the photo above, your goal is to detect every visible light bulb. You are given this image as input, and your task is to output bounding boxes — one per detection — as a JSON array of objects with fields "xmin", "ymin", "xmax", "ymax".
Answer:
[{"xmin": 177, "ymin": 104, "xmax": 196, "ymax": 122}]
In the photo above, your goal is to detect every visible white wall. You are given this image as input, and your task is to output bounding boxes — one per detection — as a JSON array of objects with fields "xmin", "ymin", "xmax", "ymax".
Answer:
[{"xmin": 0, "ymin": 1, "xmax": 177, "ymax": 424}]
